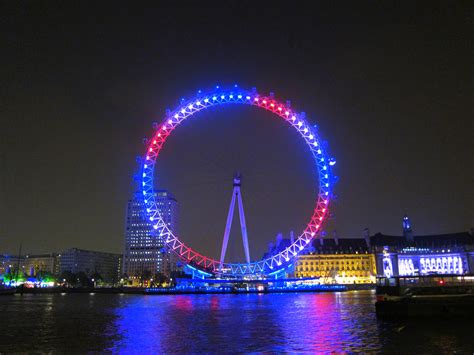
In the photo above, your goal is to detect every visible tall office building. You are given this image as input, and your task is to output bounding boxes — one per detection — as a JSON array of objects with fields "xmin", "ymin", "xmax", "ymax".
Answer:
[{"xmin": 123, "ymin": 190, "xmax": 179, "ymax": 281}]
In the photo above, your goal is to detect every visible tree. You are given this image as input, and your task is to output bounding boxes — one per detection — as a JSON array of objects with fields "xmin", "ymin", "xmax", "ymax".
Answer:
[
  {"xmin": 1, "ymin": 272, "xmax": 13, "ymax": 285},
  {"xmin": 140, "ymin": 269, "xmax": 152, "ymax": 287},
  {"xmin": 36, "ymin": 271, "xmax": 55, "ymax": 284},
  {"xmin": 91, "ymin": 272, "xmax": 103, "ymax": 287},
  {"xmin": 76, "ymin": 271, "xmax": 90, "ymax": 287},
  {"xmin": 152, "ymin": 272, "xmax": 168, "ymax": 287}
]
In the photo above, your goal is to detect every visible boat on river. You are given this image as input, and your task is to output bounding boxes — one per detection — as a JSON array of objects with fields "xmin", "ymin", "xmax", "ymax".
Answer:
[
  {"xmin": 145, "ymin": 283, "xmax": 347, "ymax": 295},
  {"xmin": 375, "ymin": 274, "xmax": 474, "ymax": 318}
]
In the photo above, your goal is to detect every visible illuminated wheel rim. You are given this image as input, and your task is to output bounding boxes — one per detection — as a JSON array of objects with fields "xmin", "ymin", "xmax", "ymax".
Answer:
[{"xmin": 141, "ymin": 86, "xmax": 335, "ymax": 276}]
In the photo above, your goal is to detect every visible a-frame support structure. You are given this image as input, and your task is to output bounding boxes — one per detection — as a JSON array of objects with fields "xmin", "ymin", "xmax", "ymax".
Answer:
[{"xmin": 219, "ymin": 173, "xmax": 250, "ymax": 269}]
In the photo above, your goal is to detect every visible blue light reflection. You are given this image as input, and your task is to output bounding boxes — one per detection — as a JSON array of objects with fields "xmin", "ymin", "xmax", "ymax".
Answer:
[{"xmin": 110, "ymin": 292, "xmax": 384, "ymax": 352}]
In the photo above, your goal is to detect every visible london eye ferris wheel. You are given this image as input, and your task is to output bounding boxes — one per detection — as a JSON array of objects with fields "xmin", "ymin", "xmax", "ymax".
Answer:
[{"xmin": 139, "ymin": 85, "xmax": 336, "ymax": 277}]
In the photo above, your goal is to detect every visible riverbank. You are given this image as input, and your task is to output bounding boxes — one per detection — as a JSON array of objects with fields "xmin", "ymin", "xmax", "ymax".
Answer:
[
  {"xmin": 3, "ymin": 284, "xmax": 373, "ymax": 295},
  {"xmin": 2, "ymin": 282, "xmax": 375, "ymax": 295},
  {"xmin": 7, "ymin": 287, "xmax": 146, "ymax": 295},
  {"xmin": 146, "ymin": 284, "xmax": 347, "ymax": 295}
]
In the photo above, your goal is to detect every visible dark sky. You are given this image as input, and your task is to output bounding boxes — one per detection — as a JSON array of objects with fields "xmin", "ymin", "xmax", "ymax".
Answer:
[{"xmin": 1, "ymin": 2, "xmax": 472, "ymax": 260}]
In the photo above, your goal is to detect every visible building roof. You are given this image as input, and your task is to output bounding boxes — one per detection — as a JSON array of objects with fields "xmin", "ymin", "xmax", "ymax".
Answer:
[
  {"xmin": 62, "ymin": 248, "xmax": 122, "ymax": 257},
  {"xmin": 370, "ymin": 231, "xmax": 473, "ymax": 249},
  {"xmin": 263, "ymin": 229, "xmax": 474, "ymax": 258},
  {"xmin": 311, "ymin": 238, "xmax": 370, "ymax": 254},
  {"xmin": 133, "ymin": 190, "xmax": 178, "ymax": 203},
  {"xmin": 263, "ymin": 236, "xmax": 371, "ymax": 258}
]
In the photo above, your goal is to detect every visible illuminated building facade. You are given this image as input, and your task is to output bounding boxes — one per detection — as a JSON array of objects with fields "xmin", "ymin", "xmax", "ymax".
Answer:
[
  {"xmin": 372, "ymin": 215, "xmax": 474, "ymax": 277},
  {"xmin": 22, "ymin": 253, "xmax": 61, "ymax": 276},
  {"xmin": 292, "ymin": 215, "xmax": 473, "ymax": 282},
  {"xmin": 293, "ymin": 235, "xmax": 377, "ymax": 284},
  {"xmin": 399, "ymin": 248, "xmax": 465, "ymax": 275},
  {"xmin": 0, "ymin": 253, "xmax": 60, "ymax": 276},
  {"xmin": 374, "ymin": 233, "xmax": 473, "ymax": 277},
  {"xmin": 123, "ymin": 190, "xmax": 179, "ymax": 281}
]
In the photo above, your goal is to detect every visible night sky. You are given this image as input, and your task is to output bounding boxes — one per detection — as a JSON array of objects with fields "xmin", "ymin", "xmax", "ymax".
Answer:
[{"xmin": 1, "ymin": 2, "xmax": 471, "ymax": 261}]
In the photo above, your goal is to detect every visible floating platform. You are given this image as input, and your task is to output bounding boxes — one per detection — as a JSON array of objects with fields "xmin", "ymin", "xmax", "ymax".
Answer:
[
  {"xmin": 375, "ymin": 274, "xmax": 474, "ymax": 318},
  {"xmin": 145, "ymin": 284, "xmax": 347, "ymax": 295}
]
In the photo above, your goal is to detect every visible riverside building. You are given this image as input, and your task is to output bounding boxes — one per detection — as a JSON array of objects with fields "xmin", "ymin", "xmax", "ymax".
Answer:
[
  {"xmin": 293, "ymin": 233, "xmax": 377, "ymax": 284},
  {"xmin": 372, "ymin": 215, "xmax": 474, "ymax": 277},
  {"xmin": 59, "ymin": 248, "xmax": 122, "ymax": 283},
  {"xmin": 123, "ymin": 190, "xmax": 179, "ymax": 283},
  {"xmin": 0, "ymin": 253, "xmax": 60, "ymax": 277},
  {"xmin": 293, "ymin": 215, "xmax": 474, "ymax": 282},
  {"xmin": 264, "ymin": 231, "xmax": 377, "ymax": 284}
]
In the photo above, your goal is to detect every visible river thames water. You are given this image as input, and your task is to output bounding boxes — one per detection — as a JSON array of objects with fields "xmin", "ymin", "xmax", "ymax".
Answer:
[{"xmin": 0, "ymin": 290, "xmax": 472, "ymax": 353}]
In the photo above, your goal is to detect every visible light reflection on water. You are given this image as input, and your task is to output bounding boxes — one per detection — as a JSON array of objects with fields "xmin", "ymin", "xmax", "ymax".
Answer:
[{"xmin": 0, "ymin": 291, "xmax": 472, "ymax": 353}]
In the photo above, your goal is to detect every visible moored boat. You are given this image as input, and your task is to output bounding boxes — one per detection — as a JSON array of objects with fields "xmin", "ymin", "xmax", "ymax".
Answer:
[{"xmin": 375, "ymin": 274, "xmax": 474, "ymax": 318}]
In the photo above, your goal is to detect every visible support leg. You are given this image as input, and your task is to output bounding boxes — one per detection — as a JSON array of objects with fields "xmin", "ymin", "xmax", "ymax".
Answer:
[
  {"xmin": 220, "ymin": 187, "xmax": 237, "ymax": 269},
  {"xmin": 237, "ymin": 189, "xmax": 251, "ymax": 264}
]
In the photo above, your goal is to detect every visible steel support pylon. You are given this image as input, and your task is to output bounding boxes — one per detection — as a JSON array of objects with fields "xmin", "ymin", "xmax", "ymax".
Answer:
[{"xmin": 219, "ymin": 173, "xmax": 251, "ymax": 269}]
